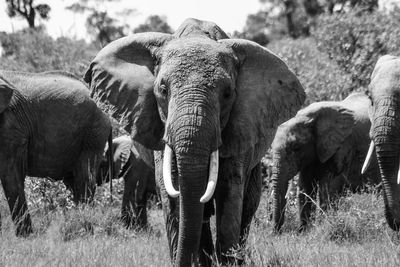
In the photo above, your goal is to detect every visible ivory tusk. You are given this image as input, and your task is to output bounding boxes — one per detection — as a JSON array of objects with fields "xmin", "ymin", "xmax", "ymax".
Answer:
[
  {"xmin": 200, "ymin": 150, "xmax": 219, "ymax": 203},
  {"xmin": 361, "ymin": 141, "xmax": 375, "ymax": 175},
  {"xmin": 397, "ymin": 160, "xmax": 400, "ymax": 185},
  {"xmin": 163, "ymin": 144, "xmax": 180, "ymax": 198}
]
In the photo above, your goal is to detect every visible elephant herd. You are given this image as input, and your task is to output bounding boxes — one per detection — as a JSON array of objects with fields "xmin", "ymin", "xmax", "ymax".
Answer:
[{"xmin": 0, "ymin": 18, "xmax": 399, "ymax": 266}]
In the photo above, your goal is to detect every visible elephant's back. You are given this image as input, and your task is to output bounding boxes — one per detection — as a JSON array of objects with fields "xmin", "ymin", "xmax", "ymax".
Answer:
[{"xmin": 0, "ymin": 70, "xmax": 90, "ymax": 102}]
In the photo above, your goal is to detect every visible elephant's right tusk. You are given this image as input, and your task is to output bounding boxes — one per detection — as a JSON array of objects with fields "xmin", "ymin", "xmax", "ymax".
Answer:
[
  {"xmin": 361, "ymin": 141, "xmax": 375, "ymax": 175},
  {"xmin": 163, "ymin": 144, "xmax": 180, "ymax": 198},
  {"xmin": 200, "ymin": 150, "xmax": 219, "ymax": 203}
]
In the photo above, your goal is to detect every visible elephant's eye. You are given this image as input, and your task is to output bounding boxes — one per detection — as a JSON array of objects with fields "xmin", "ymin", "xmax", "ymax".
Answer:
[
  {"xmin": 159, "ymin": 84, "xmax": 168, "ymax": 97},
  {"xmin": 223, "ymin": 86, "xmax": 232, "ymax": 99}
]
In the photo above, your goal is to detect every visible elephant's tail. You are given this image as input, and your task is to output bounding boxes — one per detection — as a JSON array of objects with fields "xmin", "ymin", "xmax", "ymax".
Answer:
[{"xmin": 107, "ymin": 129, "xmax": 114, "ymax": 202}]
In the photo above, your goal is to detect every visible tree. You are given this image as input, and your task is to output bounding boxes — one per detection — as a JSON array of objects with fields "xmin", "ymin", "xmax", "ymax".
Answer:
[
  {"xmin": 326, "ymin": 0, "xmax": 378, "ymax": 13},
  {"xmin": 5, "ymin": 0, "xmax": 51, "ymax": 28},
  {"xmin": 66, "ymin": 0, "xmax": 135, "ymax": 46},
  {"xmin": 133, "ymin": 15, "xmax": 173, "ymax": 34},
  {"xmin": 86, "ymin": 10, "xmax": 125, "ymax": 46}
]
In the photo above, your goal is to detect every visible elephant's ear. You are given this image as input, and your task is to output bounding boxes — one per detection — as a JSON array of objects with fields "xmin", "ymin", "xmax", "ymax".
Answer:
[
  {"xmin": 218, "ymin": 39, "xmax": 306, "ymax": 158},
  {"xmin": 174, "ymin": 18, "xmax": 229, "ymax": 40},
  {"xmin": 113, "ymin": 135, "xmax": 134, "ymax": 177},
  {"xmin": 0, "ymin": 78, "xmax": 14, "ymax": 113},
  {"xmin": 84, "ymin": 32, "xmax": 174, "ymax": 150},
  {"xmin": 311, "ymin": 105, "xmax": 355, "ymax": 163}
]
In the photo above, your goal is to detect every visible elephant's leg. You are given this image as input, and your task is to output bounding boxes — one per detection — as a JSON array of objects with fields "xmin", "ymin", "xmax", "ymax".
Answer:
[
  {"xmin": 199, "ymin": 200, "xmax": 215, "ymax": 267},
  {"xmin": 240, "ymin": 163, "xmax": 262, "ymax": 246},
  {"xmin": 121, "ymin": 165, "xmax": 139, "ymax": 228},
  {"xmin": 298, "ymin": 167, "xmax": 318, "ymax": 232},
  {"xmin": 318, "ymin": 173, "xmax": 345, "ymax": 211},
  {"xmin": 71, "ymin": 151, "xmax": 99, "ymax": 203},
  {"xmin": 135, "ymin": 163, "xmax": 153, "ymax": 229},
  {"xmin": 0, "ymin": 159, "xmax": 32, "ymax": 236},
  {"xmin": 62, "ymin": 172, "xmax": 74, "ymax": 193},
  {"xmin": 215, "ymin": 157, "xmax": 246, "ymax": 265},
  {"xmin": 154, "ymin": 151, "xmax": 180, "ymax": 262}
]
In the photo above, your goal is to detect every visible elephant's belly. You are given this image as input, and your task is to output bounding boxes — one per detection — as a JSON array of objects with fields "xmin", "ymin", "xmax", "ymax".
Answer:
[{"xmin": 27, "ymin": 145, "xmax": 81, "ymax": 180}]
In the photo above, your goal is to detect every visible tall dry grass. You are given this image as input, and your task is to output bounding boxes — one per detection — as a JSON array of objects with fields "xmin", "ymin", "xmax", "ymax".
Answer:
[{"xmin": 1, "ymin": 179, "xmax": 400, "ymax": 266}]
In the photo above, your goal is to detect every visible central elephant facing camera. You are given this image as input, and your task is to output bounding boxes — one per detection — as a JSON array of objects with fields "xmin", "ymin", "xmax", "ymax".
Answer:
[{"xmin": 84, "ymin": 18, "xmax": 305, "ymax": 266}]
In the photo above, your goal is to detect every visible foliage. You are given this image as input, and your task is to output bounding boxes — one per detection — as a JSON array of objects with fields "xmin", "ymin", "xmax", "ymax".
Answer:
[
  {"xmin": 133, "ymin": 15, "xmax": 173, "ymax": 34},
  {"xmin": 327, "ymin": 0, "xmax": 378, "ymax": 13},
  {"xmin": 239, "ymin": 0, "xmax": 310, "ymax": 41},
  {"xmin": 0, "ymin": 29, "xmax": 97, "ymax": 76},
  {"xmin": 86, "ymin": 10, "xmax": 125, "ymax": 46},
  {"xmin": 268, "ymin": 37, "xmax": 351, "ymax": 104},
  {"xmin": 313, "ymin": 10, "xmax": 400, "ymax": 91},
  {"xmin": 66, "ymin": 0, "xmax": 136, "ymax": 46},
  {"xmin": 5, "ymin": 0, "xmax": 51, "ymax": 28}
]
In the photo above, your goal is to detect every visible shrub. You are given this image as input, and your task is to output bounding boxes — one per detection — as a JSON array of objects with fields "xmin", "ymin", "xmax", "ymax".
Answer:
[
  {"xmin": 0, "ymin": 29, "xmax": 97, "ymax": 77},
  {"xmin": 313, "ymin": 10, "xmax": 400, "ymax": 91},
  {"xmin": 268, "ymin": 37, "xmax": 352, "ymax": 104}
]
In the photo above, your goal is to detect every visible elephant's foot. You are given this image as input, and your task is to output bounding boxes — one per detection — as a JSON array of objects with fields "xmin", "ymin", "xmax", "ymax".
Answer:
[
  {"xmin": 385, "ymin": 208, "xmax": 400, "ymax": 231},
  {"xmin": 136, "ymin": 205, "xmax": 148, "ymax": 229},
  {"xmin": 297, "ymin": 222, "xmax": 311, "ymax": 233},
  {"xmin": 15, "ymin": 216, "xmax": 33, "ymax": 237},
  {"xmin": 219, "ymin": 248, "xmax": 245, "ymax": 266},
  {"xmin": 199, "ymin": 221, "xmax": 214, "ymax": 267},
  {"xmin": 121, "ymin": 205, "xmax": 149, "ymax": 230}
]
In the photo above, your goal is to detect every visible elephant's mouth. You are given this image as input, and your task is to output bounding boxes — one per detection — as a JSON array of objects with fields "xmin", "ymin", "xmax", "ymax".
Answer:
[{"xmin": 162, "ymin": 144, "xmax": 219, "ymax": 203}]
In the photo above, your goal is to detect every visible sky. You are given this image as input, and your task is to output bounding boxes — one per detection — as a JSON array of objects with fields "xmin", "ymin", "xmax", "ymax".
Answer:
[{"xmin": 0, "ymin": 0, "xmax": 261, "ymax": 40}]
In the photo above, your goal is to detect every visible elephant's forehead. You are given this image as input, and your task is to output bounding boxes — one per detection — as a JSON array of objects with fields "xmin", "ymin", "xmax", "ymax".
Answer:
[{"xmin": 162, "ymin": 38, "xmax": 233, "ymax": 66}]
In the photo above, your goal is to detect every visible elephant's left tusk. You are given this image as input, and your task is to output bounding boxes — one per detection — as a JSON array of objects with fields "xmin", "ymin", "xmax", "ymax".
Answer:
[
  {"xmin": 397, "ymin": 160, "xmax": 400, "ymax": 185},
  {"xmin": 200, "ymin": 150, "xmax": 219, "ymax": 203},
  {"xmin": 361, "ymin": 141, "xmax": 375, "ymax": 175}
]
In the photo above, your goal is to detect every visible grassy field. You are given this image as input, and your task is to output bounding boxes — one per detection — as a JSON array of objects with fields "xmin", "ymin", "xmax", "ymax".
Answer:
[{"xmin": 0, "ymin": 178, "xmax": 400, "ymax": 266}]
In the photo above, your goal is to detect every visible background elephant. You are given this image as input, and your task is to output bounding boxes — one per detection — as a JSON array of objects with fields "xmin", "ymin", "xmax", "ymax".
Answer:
[
  {"xmin": 97, "ymin": 135, "xmax": 156, "ymax": 228},
  {"xmin": 0, "ymin": 70, "xmax": 112, "ymax": 236},
  {"xmin": 84, "ymin": 18, "xmax": 305, "ymax": 266},
  {"xmin": 363, "ymin": 55, "xmax": 400, "ymax": 231},
  {"xmin": 271, "ymin": 92, "xmax": 381, "ymax": 232}
]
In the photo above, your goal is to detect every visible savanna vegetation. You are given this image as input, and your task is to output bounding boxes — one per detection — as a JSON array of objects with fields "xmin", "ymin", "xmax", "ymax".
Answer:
[{"xmin": 1, "ymin": 0, "xmax": 400, "ymax": 265}]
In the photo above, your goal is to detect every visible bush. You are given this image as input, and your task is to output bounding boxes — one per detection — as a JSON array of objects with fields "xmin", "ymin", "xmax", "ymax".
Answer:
[
  {"xmin": 268, "ymin": 37, "xmax": 351, "ymax": 104},
  {"xmin": 313, "ymin": 10, "xmax": 400, "ymax": 91},
  {"xmin": 0, "ymin": 29, "xmax": 97, "ymax": 77}
]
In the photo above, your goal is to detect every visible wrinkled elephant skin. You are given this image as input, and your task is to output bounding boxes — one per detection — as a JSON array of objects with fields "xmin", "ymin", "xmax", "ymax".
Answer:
[
  {"xmin": 97, "ymin": 135, "xmax": 156, "ymax": 228},
  {"xmin": 368, "ymin": 55, "xmax": 400, "ymax": 231},
  {"xmin": 271, "ymin": 92, "xmax": 381, "ymax": 232},
  {"xmin": 0, "ymin": 70, "xmax": 111, "ymax": 236},
  {"xmin": 84, "ymin": 18, "xmax": 305, "ymax": 266}
]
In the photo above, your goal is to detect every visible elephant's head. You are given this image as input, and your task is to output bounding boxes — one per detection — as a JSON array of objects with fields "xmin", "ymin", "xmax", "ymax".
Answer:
[
  {"xmin": 363, "ymin": 55, "xmax": 400, "ymax": 231},
  {"xmin": 84, "ymin": 19, "xmax": 305, "ymax": 266},
  {"xmin": 174, "ymin": 18, "xmax": 229, "ymax": 40},
  {"xmin": 271, "ymin": 97, "xmax": 359, "ymax": 231}
]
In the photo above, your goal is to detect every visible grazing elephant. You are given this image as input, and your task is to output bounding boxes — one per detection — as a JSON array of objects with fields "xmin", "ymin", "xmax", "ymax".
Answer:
[
  {"xmin": 271, "ymin": 92, "xmax": 381, "ymax": 232},
  {"xmin": 362, "ymin": 55, "xmax": 400, "ymax": 231},
  {"xmin": 84, "ymin": 18, "xmax": 305, "ymax": 266},
  {"xmin": 0, "ymin": 70, "xmax": 112, "ymax": 236},
  {"xmin": 97, "ymin": 135, "xmax": 156, "ymax": 228}
]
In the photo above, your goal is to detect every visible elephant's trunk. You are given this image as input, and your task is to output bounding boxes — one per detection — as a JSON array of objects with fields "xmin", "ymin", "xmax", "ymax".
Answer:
[
  {"xmin": 372, "ymin": 97, "xmax": 400, "ymax": 230},
  {"xmin": 166, "ymin": 93, "xmax": 220, "ymax": 266},
  {"xmin": 271, "ymin": 152, "xmax": 292, "ymax": 232}
]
